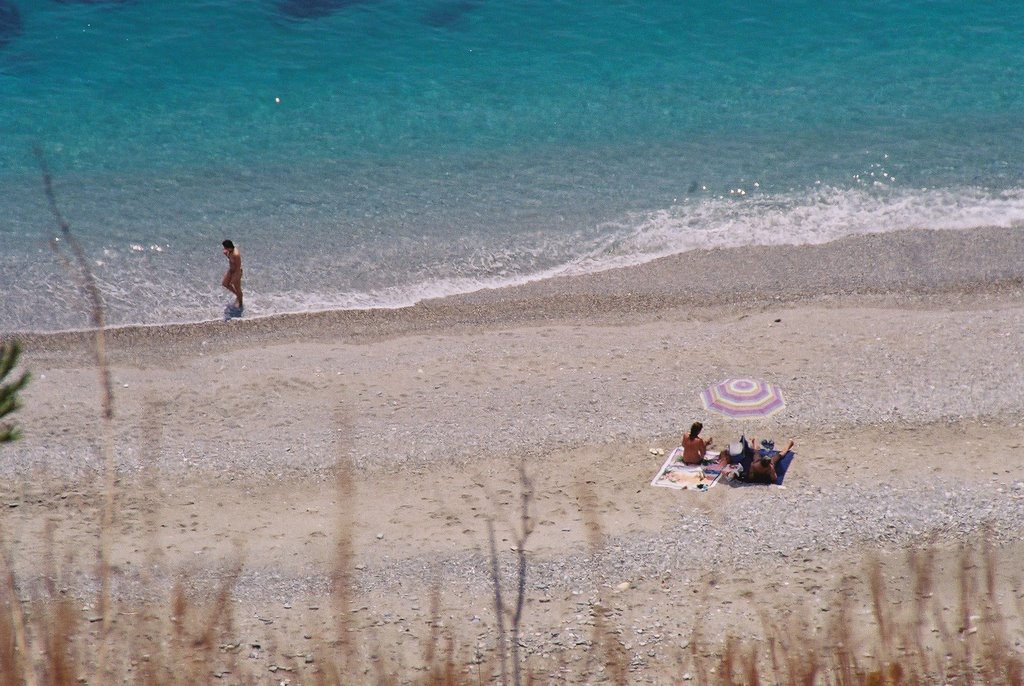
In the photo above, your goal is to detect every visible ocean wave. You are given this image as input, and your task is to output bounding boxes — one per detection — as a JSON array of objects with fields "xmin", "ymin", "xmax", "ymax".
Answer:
[
  {"xmin": 4, "ymin": 184, "xmax": 1022, "ymax": 333},
  {"xmin": 252, "ymin": 185, "xmax": 1024, "ymax": 313},
  {"xmin": 558, "ymin": 185, "xmax": 1024, "ymax": 275}
]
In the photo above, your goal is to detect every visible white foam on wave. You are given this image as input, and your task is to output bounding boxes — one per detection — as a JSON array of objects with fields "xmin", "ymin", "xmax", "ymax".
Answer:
[
  {"xmin": 249, "ymin": 185, "xmax": 1024, "ymax": 313},
  {"xmin": 552, "ymin": 185, "xmax": 1024, "ymax": 277},
  {"xmin": 251, "ymin": 274, "xmax": 548, "ymax": 314},
  {"xmin": 6, "ymin": 184, "xmax": 1023, "ymax": 332}
]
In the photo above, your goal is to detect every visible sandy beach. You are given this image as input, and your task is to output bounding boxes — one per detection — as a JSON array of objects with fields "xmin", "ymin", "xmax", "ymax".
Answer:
[{"xmin": 3, "ymin": 227, "xmax": 1024, "ymax": 683}]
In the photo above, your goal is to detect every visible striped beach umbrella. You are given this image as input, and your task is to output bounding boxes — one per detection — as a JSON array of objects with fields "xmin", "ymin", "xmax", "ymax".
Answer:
[{"xmin": 701, "ymin": 378, "xmax": 785, "ymax": 419}]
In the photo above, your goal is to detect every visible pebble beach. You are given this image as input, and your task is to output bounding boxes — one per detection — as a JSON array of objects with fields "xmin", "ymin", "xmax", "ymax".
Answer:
[{"xmin": 3, "ymin": 226, "xmax": 1024, "ymax": 682}]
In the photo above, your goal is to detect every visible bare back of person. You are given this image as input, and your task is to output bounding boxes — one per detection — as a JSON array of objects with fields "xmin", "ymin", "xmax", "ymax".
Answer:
[
  {"xmin": 681, "ymin": 435, "xmax": 708, "ymax": 464},
  {"xmin": 680, "ymin": 421, "xmax": 713, "ymax": 465}
]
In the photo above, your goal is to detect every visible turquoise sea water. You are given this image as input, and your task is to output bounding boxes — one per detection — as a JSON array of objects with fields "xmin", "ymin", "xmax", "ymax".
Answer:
[{"xmin": 2, "ymin": 0, "xmax": 1023, "ymax": 331}]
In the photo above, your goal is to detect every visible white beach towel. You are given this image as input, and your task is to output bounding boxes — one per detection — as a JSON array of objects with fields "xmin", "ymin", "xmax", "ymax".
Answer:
[{"xmin": 650, "ymin": 447, "xmax": 723, "ymax": 491}]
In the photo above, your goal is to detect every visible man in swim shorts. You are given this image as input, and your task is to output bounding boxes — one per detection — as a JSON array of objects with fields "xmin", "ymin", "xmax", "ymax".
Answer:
[{"xmin": 221, "ymin": 239, "xmax": 243, "ymax": 310}]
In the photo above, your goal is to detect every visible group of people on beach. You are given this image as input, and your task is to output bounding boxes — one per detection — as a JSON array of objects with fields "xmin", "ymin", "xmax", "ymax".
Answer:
[
  {"xmin": 680, "ymin": 422, "xmax": 794, "ymax": 485},
  {"xmin": 219, "ymin": 239, "xmax": 793, "ymax": 486}
]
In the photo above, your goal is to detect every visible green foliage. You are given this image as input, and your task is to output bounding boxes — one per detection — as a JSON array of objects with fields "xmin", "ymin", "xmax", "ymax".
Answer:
[{"xmin": 0, "ymin": 340, "xmax": 31, "ymax": 443}]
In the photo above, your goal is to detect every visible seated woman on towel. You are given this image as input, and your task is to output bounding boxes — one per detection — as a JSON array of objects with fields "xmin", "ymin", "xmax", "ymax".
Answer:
[{"xmin": 680, "ymin": 422, "xmax": 714, "ymax": 465}]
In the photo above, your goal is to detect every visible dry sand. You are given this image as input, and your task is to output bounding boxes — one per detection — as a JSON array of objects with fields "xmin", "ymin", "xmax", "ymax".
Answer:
[{"xmin": 2, "ymin": 227, "xmax": 1024, "ymax": 682}]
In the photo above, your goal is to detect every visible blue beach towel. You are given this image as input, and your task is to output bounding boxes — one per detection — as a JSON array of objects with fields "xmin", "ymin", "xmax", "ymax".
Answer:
[{"xmin": 773, "ymin": 450, "xmax": 795, "ymax": 485}]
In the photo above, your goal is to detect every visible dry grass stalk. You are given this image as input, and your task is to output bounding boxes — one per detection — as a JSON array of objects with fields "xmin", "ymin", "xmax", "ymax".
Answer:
[
  {"xmin": 34, "ymin": 146, "xmax": 119, "ymax": 682},
  {"xmin": 486, "ymin": 510, "xmax": 509, "ymax": 686},
  {"xmin": 0, "ymin": 487, "xmax": 1021, "ymax": 684},
  {"xmin": 826, "ymin": 573, "xmax": 859, "ymax": 686},
  {"xmin": 508, "ymin": 463, "xmax": 534, "ymax": 686},
  {"xmin": 485, "ymin": 462, "xmax": 538, "ymax": 686},
  {"xmin": 574, "ymin": 481, "xmax": 602, "ymax": 682},
  {"xmin": 687, "ymin": 622, "xmax": 711, "ymax": 686},
  {"xmin": 33, "ymin": 146, "xmax": 113, "ymax": 422},
  {"xmin": 866, "ymin": 555, "xmax": 893, "ymax": 670},
  {"xmin": 420, "ymin": 586, "xmax": 459, "ymax": 686},
  {"xmin": 0, "ymin": 526, "xmax": 35, "ymax": 686},
  {"xmin": 753, "ymin": 592, "xmax": 821, "ymax": 686},
  {"xmin": 331, "ymin": 410, "xmax": 359, "ymax": 679},
  {"xmin": 907, "ymin": 546, "xmax": 936, "ymax": 678},
  {"xmin": 38, "ymin": 520, "xmax": 77, "ymax": 686},
  {"xmin": 573, "ymin": 480, "xmax": 629, "ymax": 686},
  {"xmin": 957, "ymin": 546, "xmax": 978, "ymax": 686},
  {"xmin": 977, "ymin": 540, "xmax": 1022, "ymax": 686}
]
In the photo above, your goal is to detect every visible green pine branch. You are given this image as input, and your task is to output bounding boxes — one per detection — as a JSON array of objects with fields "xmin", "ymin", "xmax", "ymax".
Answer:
[{"xmin": 0, "ymin": 340, "xmax": 31, "ymax": 443}]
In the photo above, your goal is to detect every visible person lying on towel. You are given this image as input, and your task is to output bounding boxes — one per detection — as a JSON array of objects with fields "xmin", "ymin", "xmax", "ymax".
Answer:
[
  {"xmin": 747, "ymin": 439, "xmax": 795, "ymax": 484},
  {"xmin": 726, "ymin": 437, "xmax": 795, "ymax": 485}
]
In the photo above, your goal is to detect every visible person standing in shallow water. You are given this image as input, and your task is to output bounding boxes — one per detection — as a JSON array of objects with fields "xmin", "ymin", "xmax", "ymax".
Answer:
[{"xmin": 221, "ymin": 240, "xmax": 243, "ymax": 310}]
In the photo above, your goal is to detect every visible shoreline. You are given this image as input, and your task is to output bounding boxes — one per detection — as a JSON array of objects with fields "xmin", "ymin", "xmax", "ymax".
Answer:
[{"xmin": 7, "ymin": 226, "xmax": 1023, "ymax": 359}]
